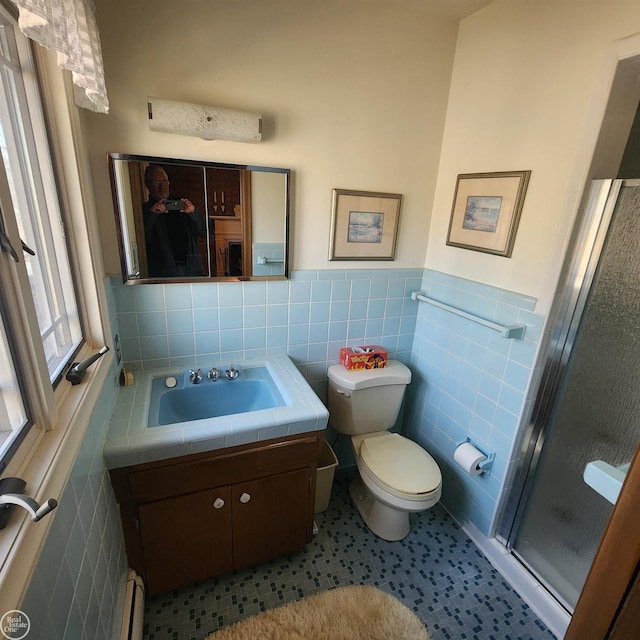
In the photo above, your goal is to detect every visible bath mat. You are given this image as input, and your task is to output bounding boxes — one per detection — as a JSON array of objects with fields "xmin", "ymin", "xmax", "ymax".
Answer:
[{"xmin": 205, "ymin": 585, "xmax": 431, "ymax": 640}]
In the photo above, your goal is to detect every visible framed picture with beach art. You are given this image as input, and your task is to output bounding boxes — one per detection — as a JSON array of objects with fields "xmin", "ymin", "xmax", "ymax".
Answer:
[
  {"xmin": 329, "ymin": 189, "xmax": 402, "ymax": 260},
  {"xmin": 446, "ymin": 170, "xmax": 531, "ymax": 257}
]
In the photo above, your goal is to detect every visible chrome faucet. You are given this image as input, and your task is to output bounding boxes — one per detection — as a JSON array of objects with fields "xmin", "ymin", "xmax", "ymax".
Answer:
[
  {"xmin": 225, "ymin": 364, "xmax": 239, "ymax": 380},
  {"xmin": 0, "ymin": 477, "xmax": 58, "ymax": 530},
  {"xmin": 207, "ymin": 367, "xmax": 222, "ymax": 381},
  {"xmin": 189, "ymin": 368, "xmax": 203, "ymax": 384}
]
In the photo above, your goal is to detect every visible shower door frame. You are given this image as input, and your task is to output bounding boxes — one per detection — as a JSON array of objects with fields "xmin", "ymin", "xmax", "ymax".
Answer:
[{"xmin": 496, "ymin": 179, "xmax": 636, "ymax": 566}]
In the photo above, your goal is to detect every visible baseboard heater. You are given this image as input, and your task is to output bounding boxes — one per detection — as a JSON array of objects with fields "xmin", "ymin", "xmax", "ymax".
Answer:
[{"xmin": 120, "ymin": 569, "xmax": 145, "ymax": 640}]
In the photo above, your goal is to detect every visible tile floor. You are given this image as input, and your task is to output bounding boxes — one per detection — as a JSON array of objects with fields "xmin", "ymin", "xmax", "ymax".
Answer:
[{"xmin": 143, "ymin": 469, "xmax": 558, "ymax": 640}]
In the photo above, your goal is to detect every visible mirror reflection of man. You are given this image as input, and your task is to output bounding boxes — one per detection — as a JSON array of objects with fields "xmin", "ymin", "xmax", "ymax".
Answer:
[{"xmin": 142, "ymin": 164, "xmax": 207, "ymax": 277}]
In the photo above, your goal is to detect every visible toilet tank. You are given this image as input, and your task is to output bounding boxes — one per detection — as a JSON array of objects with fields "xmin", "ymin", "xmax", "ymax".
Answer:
[{"xmin": 327, "ymin": 360, "xmax": 411, "ymax": 435}]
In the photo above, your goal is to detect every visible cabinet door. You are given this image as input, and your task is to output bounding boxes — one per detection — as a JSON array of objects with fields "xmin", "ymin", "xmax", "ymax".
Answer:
[
  {"xmin": 232, "ymin": 467, "xmax": 312, "ymax": 570},
  {"xmin": 139, "ymin": 486, "xmax": 233, "ymax": 595}
]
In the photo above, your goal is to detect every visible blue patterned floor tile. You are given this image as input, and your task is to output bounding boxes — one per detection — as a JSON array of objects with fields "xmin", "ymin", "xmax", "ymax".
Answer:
[{"xmin": 142, "ymin": 468, "xmax": 557, "ymax": 640}]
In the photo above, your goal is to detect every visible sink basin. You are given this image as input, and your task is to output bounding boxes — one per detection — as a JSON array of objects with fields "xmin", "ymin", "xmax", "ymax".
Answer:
[
  {"xmin": 103, "ymin": 355, "xmax": 330, "ymax": 470},
  {"xmin": 148, "ymin": 366, "xmax": 285, "ymax": 427}
]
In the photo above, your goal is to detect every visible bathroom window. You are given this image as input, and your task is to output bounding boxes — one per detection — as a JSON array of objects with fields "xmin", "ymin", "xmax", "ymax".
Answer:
[
  {"xmin": 0, "ymin": 9, "xmax": 82, "ymax": 466},
  {"xmin": 0, "ymin": 301, "xmax": 28, "ymax": 464}
]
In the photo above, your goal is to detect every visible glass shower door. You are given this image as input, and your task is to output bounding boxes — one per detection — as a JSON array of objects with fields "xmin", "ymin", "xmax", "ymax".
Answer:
[{"xmin": 507, "ymin": 180, "xmax": 640, "ymax": 611}]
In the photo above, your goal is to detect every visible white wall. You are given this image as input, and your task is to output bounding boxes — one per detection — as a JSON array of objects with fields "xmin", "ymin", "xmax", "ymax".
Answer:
[
  {"xmin": 87, "ymin": 0, "xmax": 460, "ymax": 275},
  {"xmin": 425, "ymin": 0, "xmax": 640, "ymax": 314},
  {"xmin": 86, "ymin": 0, "xmax": 640, "ymax": 307}
]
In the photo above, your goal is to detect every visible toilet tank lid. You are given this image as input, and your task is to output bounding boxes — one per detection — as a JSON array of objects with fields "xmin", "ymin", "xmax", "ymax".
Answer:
[{"xmin": 327, "ymin": 360, "xmax": 411, "ymax": 390}]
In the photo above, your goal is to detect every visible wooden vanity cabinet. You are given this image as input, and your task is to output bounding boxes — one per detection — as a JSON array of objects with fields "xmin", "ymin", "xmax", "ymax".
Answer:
[
  {"xmin": 109, "ymin": 432, "xmax": 324, "ymax": 596},
  {"xmin": 138, "ymin": 486, "xmax": 234, "ymax": 594}
]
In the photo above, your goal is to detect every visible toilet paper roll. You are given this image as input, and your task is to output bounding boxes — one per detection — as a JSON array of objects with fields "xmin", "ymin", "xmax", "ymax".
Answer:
[{"xmin": 454, "ymin": 442, "xmax": 487, "ymax": 477}]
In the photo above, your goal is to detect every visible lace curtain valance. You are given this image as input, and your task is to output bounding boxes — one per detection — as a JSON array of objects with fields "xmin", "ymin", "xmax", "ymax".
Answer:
[{"xmin": 13, "ymin": 0, "xmax": 109, "ymax": 113}]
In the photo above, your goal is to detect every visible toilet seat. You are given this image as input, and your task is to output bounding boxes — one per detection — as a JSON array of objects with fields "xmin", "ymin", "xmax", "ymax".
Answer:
[{"xmin": 359, "ymin": 433, "xmax": 441, "ymax": 498}]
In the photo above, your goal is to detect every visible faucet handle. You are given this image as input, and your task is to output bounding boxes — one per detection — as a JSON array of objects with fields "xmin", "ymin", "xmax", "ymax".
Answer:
[
  {"xmin": 207, "ymin": 367, "xmax": 221, "ymax": 381},
  {"xmin": 225, "ymin": 364, "xmax": 239, "ymax": 380},
  {"xmin": 189, "ymin": 368, "xmax": 203, "ymax": 384}
]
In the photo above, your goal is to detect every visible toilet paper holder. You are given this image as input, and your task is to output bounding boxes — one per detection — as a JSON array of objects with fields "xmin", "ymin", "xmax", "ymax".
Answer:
[{"xmin": 456, "ymin": 438, "xmax": 495, "ymax": 474}]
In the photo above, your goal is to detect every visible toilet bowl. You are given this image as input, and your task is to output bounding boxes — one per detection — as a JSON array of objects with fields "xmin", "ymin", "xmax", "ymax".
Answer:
[{"xmin": 327, "ymin": 361, "xmax": 442, "ymax": 541}]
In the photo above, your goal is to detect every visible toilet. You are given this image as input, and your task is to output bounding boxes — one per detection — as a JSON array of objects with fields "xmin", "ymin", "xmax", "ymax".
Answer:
[{"xmin": 327, "ymin": 360, "xmax": 442, "ymax": 541}]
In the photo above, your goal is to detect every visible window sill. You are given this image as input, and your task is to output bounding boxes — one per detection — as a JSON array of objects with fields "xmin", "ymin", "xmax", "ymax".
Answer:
[{"xmin": 0, "ymin": 351, "xmax": 114, "ymax": 612}]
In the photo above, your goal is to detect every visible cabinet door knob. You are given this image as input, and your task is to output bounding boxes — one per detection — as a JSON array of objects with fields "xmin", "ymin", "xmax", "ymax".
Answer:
[
  {"xmin": 212, "ymin": 498, "xmax": 225, "ymax": 509},
  {"xmin": 239, "ymin": 492, "xmax": 251, "ymax": 504}
]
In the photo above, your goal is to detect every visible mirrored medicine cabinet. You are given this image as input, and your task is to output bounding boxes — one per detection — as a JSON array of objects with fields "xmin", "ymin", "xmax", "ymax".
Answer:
[{"xmin": 108, "ymin": 153, "xmax": 290, "ymax": 284}]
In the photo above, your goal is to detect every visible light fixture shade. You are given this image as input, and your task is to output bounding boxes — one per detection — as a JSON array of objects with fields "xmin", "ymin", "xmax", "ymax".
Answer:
[{"xmin": 147, "ymin": 96, "xmax": 262, "ymax": 143}]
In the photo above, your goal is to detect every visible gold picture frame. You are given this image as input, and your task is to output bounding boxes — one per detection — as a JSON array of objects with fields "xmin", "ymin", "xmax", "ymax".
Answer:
[
  {"xmin": 329, "ymin": 189, "xmax": 402, "ymax": 261},
  {"xmin": 446, "ymin": 170, "xmax": 531, "ymax": 257}
]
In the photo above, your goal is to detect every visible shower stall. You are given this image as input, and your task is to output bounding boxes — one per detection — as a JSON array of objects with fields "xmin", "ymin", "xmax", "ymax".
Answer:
[{"xmin": 497, "ymin": 179, "xmax": 640, "ymax": 612}]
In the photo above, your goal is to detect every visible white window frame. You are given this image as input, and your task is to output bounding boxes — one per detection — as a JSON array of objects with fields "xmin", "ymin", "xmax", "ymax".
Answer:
[{"xmin": 0, "ymin": 13, "xmax": 112, "ymax": 612}]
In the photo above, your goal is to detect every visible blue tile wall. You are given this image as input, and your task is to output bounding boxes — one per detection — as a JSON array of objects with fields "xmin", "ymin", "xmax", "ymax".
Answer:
[
  {"xmin": 406, "ymin": 270, "xmax": 543, "ymax": 537},
  {"xmin": 19, "ymin": 278, "xmax": 128, "ymax": 640},
  {"xmin": 113, "ymin": 269, "xmax": 423, "ymax": 401},
  {"xmin": 112, "ymin": 267, "xmax": 543, "ymax": 538}
]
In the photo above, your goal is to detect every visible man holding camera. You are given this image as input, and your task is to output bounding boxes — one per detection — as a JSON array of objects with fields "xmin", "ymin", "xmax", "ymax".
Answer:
[{"xmin": 143, "ymin": 164, "xmax": 207, "ymax": 277}]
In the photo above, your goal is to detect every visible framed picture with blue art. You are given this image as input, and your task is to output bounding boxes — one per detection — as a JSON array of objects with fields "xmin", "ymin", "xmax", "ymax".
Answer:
[
  {"xmin": 446, "ymin": 170, "xmax": 531, "ymax": 257},
  {"xmin": 329, "ymin": 189, "xmax": 402, "ymax": 260}
]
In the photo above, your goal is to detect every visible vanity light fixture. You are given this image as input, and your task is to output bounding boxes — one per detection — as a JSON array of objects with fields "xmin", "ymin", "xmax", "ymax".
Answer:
[{"xmin": 147, "ymin": 96, "xmax": 262, "ymax": 143}]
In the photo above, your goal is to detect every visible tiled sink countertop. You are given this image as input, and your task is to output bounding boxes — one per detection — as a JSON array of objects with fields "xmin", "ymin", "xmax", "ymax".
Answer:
[{"xmin": 103, "ymin": 354, "xmax": 329, "ymax": 469}]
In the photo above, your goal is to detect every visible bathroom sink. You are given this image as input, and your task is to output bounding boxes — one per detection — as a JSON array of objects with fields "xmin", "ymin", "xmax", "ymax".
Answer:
[
  {"xmin": 103, "ymin": 355, "xmax": 330, "ymax": 470},
  {"xmin": 148, "ymin": 366, "xmax": 286, "ymax": 427}
]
